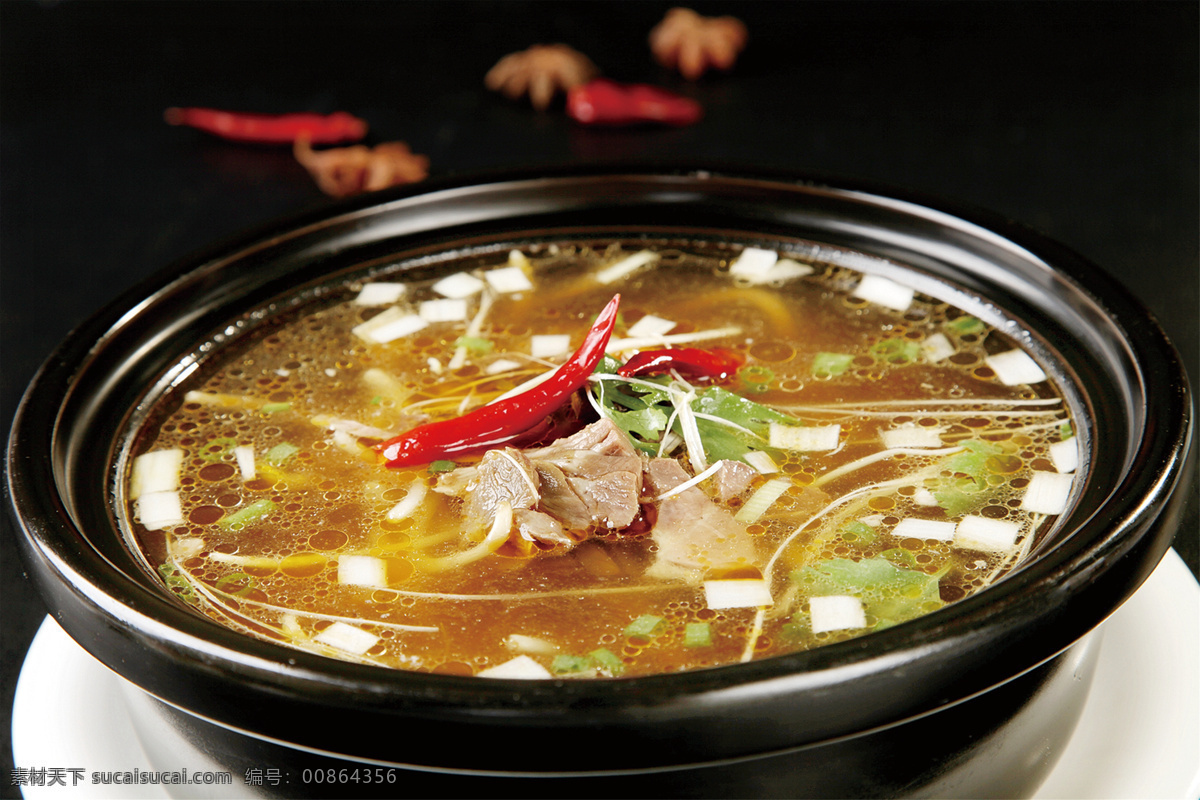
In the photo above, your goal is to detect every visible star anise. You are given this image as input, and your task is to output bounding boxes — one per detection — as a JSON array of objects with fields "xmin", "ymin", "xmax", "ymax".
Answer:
[
  {"xmin": 485, "ymin": 44, "xmax": 600, "ymax": 110},
  {"xmin": 294, "ymin": 137, "xmax": 430, "ymax": 198},
  {"xmin": 648, "ymin": 7, "xmax": 748, "ymax": 80}
]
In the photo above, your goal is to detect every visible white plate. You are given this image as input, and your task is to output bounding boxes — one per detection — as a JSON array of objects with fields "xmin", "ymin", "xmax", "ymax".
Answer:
[{"xmin": 12, "ymin": 549, "xmax": 1200, "ymax": 799}]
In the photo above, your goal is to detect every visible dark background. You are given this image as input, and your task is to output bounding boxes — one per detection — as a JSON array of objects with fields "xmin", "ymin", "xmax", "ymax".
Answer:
[{"xmin": 2, "ymin": 1, "xmax": 1196, "ymax": 795}]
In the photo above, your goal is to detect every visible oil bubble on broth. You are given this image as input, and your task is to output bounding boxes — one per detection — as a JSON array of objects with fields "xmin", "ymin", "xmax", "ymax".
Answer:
[{"xmin": 123, "ymin": 240, "xmax": 1081, "ymax": 678}]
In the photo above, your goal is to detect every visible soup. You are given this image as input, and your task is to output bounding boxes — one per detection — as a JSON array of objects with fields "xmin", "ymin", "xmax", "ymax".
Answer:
[{"xmin": 124, "ymin": 239, "xmax": 1080, "ymax": 678}]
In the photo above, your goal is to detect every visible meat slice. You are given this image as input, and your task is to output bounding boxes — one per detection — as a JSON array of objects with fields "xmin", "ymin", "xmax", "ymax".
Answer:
[
  {"xmin": 566, "ymin": 470, "xmax": 643, "ymax": 530},
  {"xmin": 434, "ymin": 418, "xmax": 645, "ymax": 548},
  {"xmin": 526, "ymin": 418, "xmax": 644, "ymax": 531},
  {"xmin": 644, "ymin": 458, "xmax": 759, "ymax": 580},
  {"xmin": 526, "ymin": 417, "xmax": 639, "ymax": 460},
  {"xmin": 513, "ymin": 509, "xmax": 574, "ymax": 548},
  {"xmin": 533, "ymin": 461, "xmax": 594, "ymax": 529},
  {"xmin": 713, "ymin": 459, "xmax": 757, "ymax": 503},
  {"xmin": 463, "ymin": 448, "xmax": 540, "ymax": 521}
]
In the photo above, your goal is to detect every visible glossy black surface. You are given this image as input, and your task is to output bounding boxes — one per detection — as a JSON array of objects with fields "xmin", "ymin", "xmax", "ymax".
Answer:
[
  {"xmin": 5, "ymin": 171, "xmax": 1193, "ymax": 796},
  {"xmin": 135, "ymin": 634, "xmax": 1100, "ymax": 798},
  {"xmin": 3, "ymin": 2, "xmax": 1196, "ymax": 796}
]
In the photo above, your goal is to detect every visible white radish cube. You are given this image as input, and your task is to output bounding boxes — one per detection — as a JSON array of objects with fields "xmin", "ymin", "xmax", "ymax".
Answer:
[
  {"xmin": 174, "ymin": 537, "xmax": 205, "ymax": 559},
  {"xmin": 729, "ymin": 247, "xmax": 779, "ymax": 280},
  {"xmin": 626, "ymin": 314, "xmax": 676, "ymax": 338},
  {"xmin": 1021, "ymin": 472, "xmax": 1074, "ymax": 515},
  {"xmin": 419, "ymin": 298, "xmax": 469, "ymax": 323},
  {"xmin": 130, "ymin": 449, "xmax": 184, "ymax": 500},
  {"xmin": 484, "ymin": 265, "xmax": 534, "ymax": 293},
  {"xmin": 955, "ymin": 515, "xmax": 1021, "ymax": 552},
  {"xmin": 432, "ymin": 272, "xmax": 485, "ymax": 299},
  {"xmin": 530, "ymin": 334, "xmax": 571, "ymax": 358},
  {"xmin": 503, "ymin": 634, "xmax": 558, "ymax": 656},
  {"xmin": 135, "ymin": 490, "xmax": 185, "ymax": 531},
  {"xmin": 913, "ymin": 488, "xmax": 940, "ymax": 507},
  {"xmin": 921, "ymin": 332, "xmax": 956, "ymax": 362},
  {"xmin": 353, "ymin": 282, "xmax": 406, "ymax": 306},
  {"xmin": 486, "ymin": 358, "xmax": 523, "ymax": 375},
  {"xmin": 767, "ymin": 258, "xmax": 814, "ymax": 281},
  {"xmin": 880, "ymin": 424, "xmax": 945, "ymax": 449},
  {"xmin": 337, "ymin": 555, "xmax": 388, "ymax": 588},
  {"xmin": 986, "ymin": 350, "xmax": 1047, "ymax": 386},
  {"xmin": 477, "ymin": 655, "xmax": 552, "ymax": 679},
  {"xmin": 852, "ymin": 275, "xmax": 915, "ymax": 312},
  {"xmin": 353, "ymin": 307, "xmax": 428, "ymax": 343},
  {"xmin": 809, "ymin": 595, "xmax": 867, "ymax": 633},
  {"xmin": 1049, "ymin": 439, "xmax": 1079, "ymax": 474},
  {"xmin": 596, "ymin": 250, "xmax": 660, "ymax": 284},
  {"xmin": 704, "ymin": 578, "xmax": 773, "ymax": 609},
  {"xmin": 233, "ymin": 446, "xmax": 256, "ymax": 481},
  {"xmin": 769, "ymin": 423, "xmax": 841, "ymax": 452},
  {"xmin": 892, "ymin": 517, "xmax": 957, "ymax": 541},
  {"xmin": 314, "ymin": 622, "xmax": 378, "ymax": 655}
]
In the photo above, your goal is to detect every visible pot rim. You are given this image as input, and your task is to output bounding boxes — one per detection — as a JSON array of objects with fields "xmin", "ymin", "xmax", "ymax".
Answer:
[{"xmin": 6, "ymin": 165, "xmax": 1192, "ymax": 761}]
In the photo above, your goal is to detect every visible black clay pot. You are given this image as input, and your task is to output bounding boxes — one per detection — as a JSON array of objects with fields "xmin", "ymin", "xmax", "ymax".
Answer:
[{"xmin": 7, "ymin": 169, "xmax": 1193, "ymax": 798}]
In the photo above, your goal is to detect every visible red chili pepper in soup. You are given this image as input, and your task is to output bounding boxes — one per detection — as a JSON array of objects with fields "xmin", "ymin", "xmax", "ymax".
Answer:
[
  {"xmin": 164, "ymin": 107, "xmax": 368, "ymax": 145},
  {"xmin": 566, "ymin": 79, "xmax": 702, "ymax": 127},
  {"xmin": 377, "ymin": 295, "xmax": 621, "ymax": 468},
  {"xmin": 617, "ymin": 347, "xmax": 745, "ymax": 382}
]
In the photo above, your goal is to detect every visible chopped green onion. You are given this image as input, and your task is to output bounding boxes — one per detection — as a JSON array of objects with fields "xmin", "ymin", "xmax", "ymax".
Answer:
[
  {"xmin": 214, "ymin": 570, "xmax": 256, "ymax": 598},
  {"xmin": 218, "ymin": 498, "xmax": 277, "ymax": 530},
  {"xmin": 684, "ymin": 622, "xmax": 713, "ymax": 648},
  {"xmin": 812, "ymin": 352, "xmax": 854, "ymax": 378},
  {"xmin": 587, "ymin": 648, "xmax": 624, "ymax": 675},
  {"xmin": 200, "ymin": 437, "xmax": 240, "ymax": 463},
  {"xmin": 870, "ymin": 338, "xmax": 921, "ymax": 364},
  {"xmin": 428, "ymin": 460, "xmax": 457, "ymax": 474},
  {"xmin": 738, "ymin": 364, "xmax": 775, "ymax": 394},
  {"xmin": 454, "ymin": 335, "xmax": 494, "ymax": 354},
  {"xmin": 946, "ymin": 315, "xmax": 985, "ymax": 335},
  {"xmin": 261, "ymin": 402, "xmax": 292, "ymax": 414},
  {"xmin": 265, "ymin": 443, "xmax": 300, "ymax": 465},
  {"xmin": 551, "ymin": 654, "xmax": 594, "ymax": 675},
  {"xmin": 370, "ymin": 395, "xmax": 383, "ymax": 405},
  {"xmin": 157, "ymin": 562, "xmax": 196, "ymax": 601},
  {"xmin": 623, "ymin": 614, "xmax": 665, "ymax": 639},
  {"xmin": 1059, "ymin": 421, "xmax": 1074, "ymax": 440}
]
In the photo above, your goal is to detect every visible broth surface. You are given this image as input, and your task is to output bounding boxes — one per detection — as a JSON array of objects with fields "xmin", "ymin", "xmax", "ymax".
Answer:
[{"xmin": 125, "ymin": 240, "xmax": 1080, "ymax": 678}]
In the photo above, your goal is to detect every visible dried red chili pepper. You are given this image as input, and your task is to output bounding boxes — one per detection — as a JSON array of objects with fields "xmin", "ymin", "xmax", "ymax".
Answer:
[
  {"xmin": 565, "ymin": 79, "xmax": 702, "ymax": 126},
  {"xmin": 377, "ymin": 294, "xmax": 621, "ymax": 467},
  {"xmin": 617, "ymin": 347, "xmax": 745, "ymax": 382},
  {"xmin": 164, "ymin": 107, "xmax": 368, "ymax": 145}
]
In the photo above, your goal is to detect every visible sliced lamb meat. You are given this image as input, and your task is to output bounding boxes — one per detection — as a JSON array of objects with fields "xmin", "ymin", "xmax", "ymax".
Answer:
[
  {"xmin": 435, "ymin": 418, "xmax": 645, "ymax": 547},
  {"xmin": 513, "ymin": 509, "xmax": 575, "ymax": 548},
  {"xmin": 564, "ymin": 469, "xmax": 643, "ymax": 530},
  {"xmin": 524, "ymin": 418, "xmax": 644, "ymax": 531},
  {"xmin": 644, "ymin": 458, "xmax": 759, "ymax": 580},
  {"xmin": 526, "ymin": 417, "xmax": 639, "ymax": 459},
  {"xmin": 713, "ymin": 459, "xmax": 758, "ymax": 503},
  {"xmin": 533, "ymin": 461, "xmax": 594, "ymax": 530},
  {"xmin": 462, "ymin": 448, "xmax": 540, "ymax": 521}
]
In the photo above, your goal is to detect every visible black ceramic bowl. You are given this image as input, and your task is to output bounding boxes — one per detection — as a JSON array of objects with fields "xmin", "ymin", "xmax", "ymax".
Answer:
[{"xmin": 7, "ymin": 169, "xmax": 1193, "ymax": 798}]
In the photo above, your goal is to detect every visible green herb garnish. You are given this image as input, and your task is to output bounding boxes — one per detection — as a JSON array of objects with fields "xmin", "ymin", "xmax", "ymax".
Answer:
[{"xmin": 812, "ymin": 352, "xmax": 854, "ymax": 378}]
